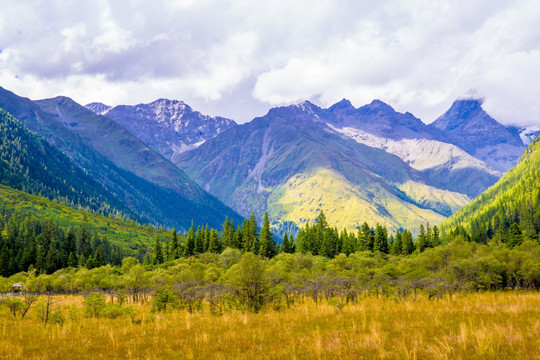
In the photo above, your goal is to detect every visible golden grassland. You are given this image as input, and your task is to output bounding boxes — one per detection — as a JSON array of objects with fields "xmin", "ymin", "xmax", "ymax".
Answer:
[{"xmin": 1, "ymin": 292, "xmax": 540, "ymax": 359}]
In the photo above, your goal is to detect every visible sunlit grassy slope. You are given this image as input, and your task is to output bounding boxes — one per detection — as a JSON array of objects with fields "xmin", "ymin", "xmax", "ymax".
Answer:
[
  {"xmin": 443, "ymin": 137, "xmax": 540, "ymax": 231},
  {"xmin": 177, "ymin": 105, "xmax": 470, "ymax": 233},
  {"xmin": 1, "ymin": 292, "xmax": 539, "ymax": 359},
  {"xmin": 268, "ymin": 168, "xmax": 447, "ymax": 232},
  {"xmin": 0, "ymin": 184, "xmax": 166, "ymax": 253}
]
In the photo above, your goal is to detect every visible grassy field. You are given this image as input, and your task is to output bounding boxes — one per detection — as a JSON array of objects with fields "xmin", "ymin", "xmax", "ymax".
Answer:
[{"xmin": 1, "ymin": 292, "xmax": 539, "ymax": 359}]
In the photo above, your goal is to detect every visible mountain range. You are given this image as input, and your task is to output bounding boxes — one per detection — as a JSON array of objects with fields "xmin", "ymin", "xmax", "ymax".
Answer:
[
  {"xmin": 173, "ymin": 98, "xmax": 524, "ymax": 232},
  {"xmin": 1, "ymin": 84, "xmax": 536, "ymax": 234},
  {"xmin": 0, "ymin": 86, "xmax": 242, "ymax": 230},
  {"xmin": 86, "ymin": 99, "xmax": 236, "ymax": 162}
]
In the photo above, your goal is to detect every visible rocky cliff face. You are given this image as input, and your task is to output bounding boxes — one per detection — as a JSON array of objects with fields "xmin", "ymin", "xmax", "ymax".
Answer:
[
  {"xmin": 432, "ymin": 99, "xmax": 525, "ymax": 172},
  {"xmin": 86, "ymin": 99, "xmax": 237, "ymax": 161}
]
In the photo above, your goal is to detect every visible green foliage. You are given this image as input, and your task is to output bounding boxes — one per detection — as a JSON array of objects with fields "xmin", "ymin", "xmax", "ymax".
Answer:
[
  {"xmin": 152, "ymin": 287, "xmax": 178, "ymax": 312},
  {"xmin": 259, "ymin": 212, "xmax": 277, "ymax": 258},
  {"xmin": 83, "ymin": 292, "xmax": 133, "ymax": 319},
  {"xmin": 227, "ymin": 252, "xmax": 268, "ymax": 312},
  {"xmin": 0, "ymin": 184, "xmax": 176, "ymax": 276},
  {"xmin": 443, "ymin": 138, "xmax": 540, "ymax": 244}
]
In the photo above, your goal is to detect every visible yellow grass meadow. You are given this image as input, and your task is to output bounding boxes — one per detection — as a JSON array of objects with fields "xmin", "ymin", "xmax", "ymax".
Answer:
[{"xmin": 1, "ymin": 292, "xmax": 540, "ymax": 359}]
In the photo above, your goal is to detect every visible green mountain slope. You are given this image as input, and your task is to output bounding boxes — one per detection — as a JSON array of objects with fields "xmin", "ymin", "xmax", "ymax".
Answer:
[
  {"xmin": 0, "ymin": 87, "xmax": 242, "ymax": 230},
  {"xmin": 176, "ymin": 104, "xmax": 469, "ymax": 232},
  {"xmin": 442, "ymin": 137, "xmax": 540, "ymax": 241},
  {"xmin": 0, "ymin": 184, "xmax": 164, "ymax": 253},
  {"xmin": 0, "ymin": 108, "xmax": 131, "ymax": 217}
]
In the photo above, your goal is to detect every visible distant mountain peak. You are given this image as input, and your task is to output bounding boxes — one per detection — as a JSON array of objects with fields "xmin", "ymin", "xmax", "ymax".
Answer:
[
  {"xmin": 329, "ymin": 98, "xmax": 354, "ymax": 111},
  {"xmin": 85, "ymin": 102, "xmax": 112, "ymax": 115},
  {"xmin": 354, "ymin": 99, "xmax": 396, "ymax": 116},
  {"xmin": 91, "ymin": 98, "xmax": 236, "ymax": 160},
  {"xmin": 149, "ymin": 98, "xmax": 188, "ymax": 108},
  {"xmin": 439, "ymin": 98, "xmax": 485, "ymax": 126},
  {"xmin": 434, "ymin": 98, "xmax": 499, "ymax": 131},
  {"xmin": 295, "ymin": 100, "xmax": 322, "ymax": 116},
  {"xmin": 432, "ymin": 97, "xmax": 525, "ymax": 172}
]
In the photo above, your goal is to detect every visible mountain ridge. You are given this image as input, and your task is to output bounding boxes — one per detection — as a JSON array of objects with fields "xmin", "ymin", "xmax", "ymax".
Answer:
[
  {"xmin": 0, "ymin": 86, "xmax": 242, "ymax": 230},
  {"xmin": 86, "ymin": 98, "xmax": 237, "ymax": 162}
]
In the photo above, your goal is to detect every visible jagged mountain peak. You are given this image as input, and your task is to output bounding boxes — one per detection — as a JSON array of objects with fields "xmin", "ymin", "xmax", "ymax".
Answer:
[
  {"xmin": 328, "ymin": 98, "xmax": 355, "ymax": 112},
  {"xmin": 147, "ymin": 98, "xmax": 191, "ymax": 111},
  {"xmin": 432, "ymin": 98, "xmax": 488, "ymax": 130},
  {"xmin": 85, "ymin": 102, "xmax": 112, "ymax": 115},
  {"xmin": 432, "ymin": 98, "xmax": 524, "ymax": 172},
  {"xmin": 354, "ymin": 99, "xmax": 396, "ymax": 114},
  {"xmin": 92, "ymin": 98, "xmax": 237, "ymax": 160}
]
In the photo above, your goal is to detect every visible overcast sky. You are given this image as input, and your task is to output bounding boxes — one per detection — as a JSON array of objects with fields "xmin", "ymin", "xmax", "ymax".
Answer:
[{"xmin": 1, "ymin": 0, "xmax": 539, "ymax": 126}]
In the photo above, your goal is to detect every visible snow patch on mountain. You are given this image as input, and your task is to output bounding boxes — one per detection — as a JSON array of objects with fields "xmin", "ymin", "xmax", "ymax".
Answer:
[
  {"xmin": 328, "ymin": 124, "xmax": 501, "ymax": 176},
  {"xmin": 519, "ymin": 125, "xmax": 540, "ymax": 145}
]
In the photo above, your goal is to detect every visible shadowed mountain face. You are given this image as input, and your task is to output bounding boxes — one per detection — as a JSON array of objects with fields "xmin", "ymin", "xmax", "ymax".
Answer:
[
  {"xmin": 0, "ymin": 108, "xmax": 132, "ymax": 218},
  {"xmin": 175, "ymin": 102, "xmax": 479, "ymax": 232},
  {"xmin": 432, "ymin": 99, "xmax": 525, "ymax": 172},
  {"xmin": 86, "ymin": 99, "xmax": 236, "ymax": 162},
  {"xmin": 0, "ymin": 86, "xmax": 242, "ymax": 230}
]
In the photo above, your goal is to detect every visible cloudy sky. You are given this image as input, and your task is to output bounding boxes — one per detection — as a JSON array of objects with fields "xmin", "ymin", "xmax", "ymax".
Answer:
[{"xmin": 1, "ymin": 0, "xmax": 539, "ymax": 126}]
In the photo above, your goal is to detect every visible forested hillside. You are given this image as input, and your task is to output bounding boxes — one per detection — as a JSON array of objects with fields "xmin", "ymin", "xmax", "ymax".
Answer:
[
  {"xmin": 0, "ymin": 184, "xmax": 172, "ymax": 276},
  {"xmin": 0, "ymin": 87, "xmax": 242, "ymax": 230},
  {"xmin": 0, "ymin": 109, "xmax": 131, "ymax": 218},
  {"xmin": 443, "ymin": 137, "xmax": 540, "ymax": 245}
]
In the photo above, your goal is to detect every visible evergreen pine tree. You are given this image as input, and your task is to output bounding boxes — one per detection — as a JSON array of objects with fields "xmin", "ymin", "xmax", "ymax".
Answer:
[
  {"xmin": 507, "ymin": 222, "xmax": 523, "ymax": 248},
  {"xmin": 248, "ymin": 213, "xmax": 259, "ymax": 254},
  {"xmin": 94, "ymin": 246, "xmax": 105, "ymax": 267},
  {"xmin": 259, "ymin": 212, "xmax": 276, "ymax": 258},
  {"xmin": 67, "ymin": 252, "xmax": 77, "ymax": 268},
  {"xmin": 63, "ymin": 226, "xmax": 77, "ymax": 267},
  {"xmin": 392, "ymin": 231, "xmax": 403, "ymax": 255},
  {"xmin": 185, "ymin": 224, "xmax": 195, "ymax": 257},
  {"xmin": 194, "ymin": 226, "xmax": 204, "ymax": 254},
  {"xmin": 280, "ymin": 233, "xmax": 289, "ymax": 254},
  {"xmin": 208, "ymin": 229, "xmax": 223, "ymax": 253},
  {"xmin": 153, "ymin": 236, "xmax": 164, "ymax": 265},
  {"xmin": 171, "ymin": 228, "xmax": 179, "ymax": 259},
  {"xmin": 416, "ymin": 224, "xmax": 428, "ymax": 253},
  {"xmin": 432, "ymin": 225, "xmax": 440, "ymax": 247},
  {"xmin": 78, "ymin": 254, "xmax": 86, "ymax": 268},
  {"xmin": 235, "ymin": 225, "xmax": 243, "ymax": 251},
  {"xmin": 374, "ymin": 224, "xmax": 389, "ymax": 253},
  {"xmin": 222, "ymin": 216, "xmax": 235, "ymax": 248},
  {"xmin": 402, "ymin": 230, "xmax": 414, "ymax": 255},
  {"xmin": 203, "ymin": 224, "xmax": 210, "ymax": 253},
  {"xmin": 289, "ymin": 235, "xmax": 296, "ymax": 253}
]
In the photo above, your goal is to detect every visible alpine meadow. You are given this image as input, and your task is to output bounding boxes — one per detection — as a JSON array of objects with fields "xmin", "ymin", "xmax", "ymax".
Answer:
[{"xmin": 2, "ymin": 1, "xmax": 540, "ymax": 359}]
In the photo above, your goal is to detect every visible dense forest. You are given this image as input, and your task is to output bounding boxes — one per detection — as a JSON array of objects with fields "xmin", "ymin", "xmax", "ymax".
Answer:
[
  {"xmin": 0, "ymin": 201, "xmax": 441, "ymax": 278},
  {"xmin": 0, "ymin": 109, "xmax": 132, "ymax": 220}
]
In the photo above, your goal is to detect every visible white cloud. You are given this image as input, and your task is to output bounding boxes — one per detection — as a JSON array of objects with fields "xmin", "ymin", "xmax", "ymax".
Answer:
[{"xmin": 0, "ymin": 0, "xmax": 539, "ymax": 125}]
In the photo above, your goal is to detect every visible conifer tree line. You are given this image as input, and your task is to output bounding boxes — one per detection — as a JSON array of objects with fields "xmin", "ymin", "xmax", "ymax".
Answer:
[
  {"xmin": 0, "ymin": 213, "xmax": 123, "ymax": 277},
  {"xmin": 150, "ymin": 211, "xmax": 440, "ymax": 265}
]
